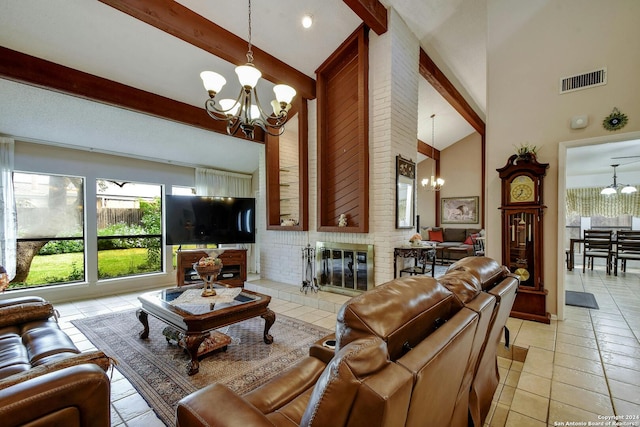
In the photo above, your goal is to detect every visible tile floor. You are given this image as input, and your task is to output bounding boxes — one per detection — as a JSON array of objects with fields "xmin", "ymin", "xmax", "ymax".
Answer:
[{"xmin": 55, "ymin": 257, "xmax": 640, "ymax": 427}]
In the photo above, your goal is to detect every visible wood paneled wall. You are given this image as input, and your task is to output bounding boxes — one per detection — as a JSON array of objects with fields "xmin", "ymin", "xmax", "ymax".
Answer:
[{"xmin": 317, "ymin": 26, "xmax": 369, "ymax": 233}]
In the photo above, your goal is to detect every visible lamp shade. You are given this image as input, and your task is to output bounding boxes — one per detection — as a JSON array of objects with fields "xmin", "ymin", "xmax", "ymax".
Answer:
[
  {"xmin": 219, "ymin": 99, "xmax": 239, "ymax": 116},
  {"xmin": 235, "ymin": 64, "xmax": 262, "ymax": 89},
  {"xmin": 621, "ymin": 185, "xmax": 637, "ymax": 194},
  {"xmin": 601, "ymin": 186, "xmax": 617, "ymax": 195},
  {"xmin": 200, "ymin": 71, "xmax": 226, "ymax": 94},
  {"xmin": 273, "ymin": 84, "xmax": 296, "ymax": 104},
  {"xmin": 249, "ymin": 105, "xmax": 260, "ymax": 120}
]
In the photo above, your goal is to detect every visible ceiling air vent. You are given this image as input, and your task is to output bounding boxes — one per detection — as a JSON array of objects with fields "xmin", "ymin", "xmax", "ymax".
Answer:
[{"xmin": 560, "ymin": 68, "xmax": 607, "ymax": 94}]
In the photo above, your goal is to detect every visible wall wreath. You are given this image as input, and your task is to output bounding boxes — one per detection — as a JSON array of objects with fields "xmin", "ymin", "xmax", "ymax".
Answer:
[{"xmin": 602, "ymin": 107, "xmax": 628, "ymax": 131}]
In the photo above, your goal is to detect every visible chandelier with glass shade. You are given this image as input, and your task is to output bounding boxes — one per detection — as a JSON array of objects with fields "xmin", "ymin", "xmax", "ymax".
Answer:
[
  {"xmin": 421, "ymin": 114, "xmax": 445, "ymax": 191},
  {"xmin": 600, "ymin": 164, "xmax": 637, "ymax": 195},
  {"xmin": 200, "ymin": 0, "xmax": 296, "ymax": 139}
]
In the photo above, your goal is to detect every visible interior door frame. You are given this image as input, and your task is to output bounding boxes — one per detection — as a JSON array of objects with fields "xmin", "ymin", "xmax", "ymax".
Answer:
[{"xmin": 557, "ymin": 130, "xmax": 640, "ymax": 321}]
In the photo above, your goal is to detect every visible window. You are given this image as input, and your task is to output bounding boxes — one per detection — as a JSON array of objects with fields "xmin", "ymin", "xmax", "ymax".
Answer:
[
  {"xmin": 97, "ymin": 180, "xmax": 162, "ymax": 279},
  {"xmin": 12, "ymin": 172, "xmax": 85, "ymax": 289}
]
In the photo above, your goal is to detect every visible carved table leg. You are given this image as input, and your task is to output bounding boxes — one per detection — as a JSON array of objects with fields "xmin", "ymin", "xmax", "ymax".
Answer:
[
  {"xmin": 137, "ymin": 309, "xmax": 149, "ymax": 339},
  {"xmin": 261, "ymin": 309, "xmax": 276, "ymax": 344},
  {"xmin": 183, "ymin": 332, "xmax": 208, "ymax": 376}
]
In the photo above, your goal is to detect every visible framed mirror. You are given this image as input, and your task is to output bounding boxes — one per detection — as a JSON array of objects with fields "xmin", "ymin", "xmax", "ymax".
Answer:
[{"xmin": 396, "ymin": 156, "xmax": 416, "ymax": 229}]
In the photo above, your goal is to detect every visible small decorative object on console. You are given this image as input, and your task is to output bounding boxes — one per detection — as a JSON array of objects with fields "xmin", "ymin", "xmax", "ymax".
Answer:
[
  {"xmin": 194, "ymin": 256, "xmax": 223, "ymax": 297},
  {"xmin": 409, "ymin": 233, "xmax": 423, "ymax": 246},
  {"xmin": 338, "ymin": 213, "xmax": 347, "ymax": 227}
]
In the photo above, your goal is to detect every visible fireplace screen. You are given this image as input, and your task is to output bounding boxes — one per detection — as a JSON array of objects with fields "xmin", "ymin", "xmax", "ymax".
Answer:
[{"xmin": 316, "ymin": 242, "xmax": 374, "ymax": 296}]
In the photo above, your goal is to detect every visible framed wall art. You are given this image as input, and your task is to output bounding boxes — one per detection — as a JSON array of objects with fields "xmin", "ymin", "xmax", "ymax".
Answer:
[
  {"xmin": 441, "ymin": 196, "xmax": 479, "ymax": 224},
  {"xmin": 396, "ymin": 156, "xmax": 416, "ymax": 229}
]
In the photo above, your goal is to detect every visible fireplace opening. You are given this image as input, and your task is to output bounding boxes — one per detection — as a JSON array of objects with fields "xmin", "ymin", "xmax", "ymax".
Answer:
[{"xmin": 316, "ymin": 242, "xmax": 374, "ymax": 296}]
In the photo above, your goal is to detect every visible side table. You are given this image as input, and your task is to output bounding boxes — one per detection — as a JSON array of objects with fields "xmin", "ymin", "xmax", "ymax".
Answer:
[{"xmin": 394, "ymin": 246, "xmax": 437, "ymax": 278}]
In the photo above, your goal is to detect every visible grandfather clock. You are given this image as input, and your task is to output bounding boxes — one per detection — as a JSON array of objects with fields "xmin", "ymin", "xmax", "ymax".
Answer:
[{"xmin": 497, "ymin": 153, "xmax": 550, "ymax": 324}]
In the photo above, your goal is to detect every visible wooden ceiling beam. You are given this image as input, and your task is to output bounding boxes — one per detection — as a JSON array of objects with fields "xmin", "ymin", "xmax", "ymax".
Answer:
[
  {"xmin": 98, "ymin": 0, "xmax": 316, "ymax": 100},
  {"xmin": 343, "ymin": 0, "xmax": 388, "ymax": 35},
  {"xmin": 0, "ymin": 46, "xmax": 264, "ymax": 142},
  {"xmin": 418, "ymin": 139, "xmax": 440, "ymax": 160},
  {"xmin": 419, "ymin": 49, "xmax": 485, "ymax": 135}
]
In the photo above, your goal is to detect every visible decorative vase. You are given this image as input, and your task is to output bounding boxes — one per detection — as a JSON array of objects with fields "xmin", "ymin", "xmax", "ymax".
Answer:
[{"xmin": 194, "ymin": 263, "xmax": 223, "ymax": 297}]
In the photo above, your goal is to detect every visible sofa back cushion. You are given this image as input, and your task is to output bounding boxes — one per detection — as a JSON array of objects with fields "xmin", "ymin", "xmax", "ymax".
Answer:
[
  {"xmin": 443, "ymin": 228, "xmax": 466, "ymax": 242},
  {"xmin": 335, "ymin": 277, "xmax": 463, "ymax": 361},
  {"xmin": 429, "ymin": 229, "xmax": 443, "ymax": 242},
  {"xmin": 0, "ymin": 302, "xmax": 54, "ymax": 328},
  {"xmin": 448, "ymin": 256, "xmax": 509, "ymax": 291},
  {"xmin": 437, "ymin": 270, "xmax": 482, "ymax": 304}
]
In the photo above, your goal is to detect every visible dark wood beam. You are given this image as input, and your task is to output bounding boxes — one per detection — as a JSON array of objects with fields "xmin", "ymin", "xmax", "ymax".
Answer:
[
  {"xmin": 0, "ymin": 46, "xmax": 264, "ymax": 142},
  {"xmin": 343, "ymin": 0, "xmax": 388, "ymax": 35},
  {"xmin": 98, "ymin": 0, "xmax": 316, "ymax": 100},
  {"xmin": 417, "ymin": 139, "xmax": 440, "ymax": 160},
  {"xmin": 419, "ymin": 49, "xmax": 485, "ymax": 135}
]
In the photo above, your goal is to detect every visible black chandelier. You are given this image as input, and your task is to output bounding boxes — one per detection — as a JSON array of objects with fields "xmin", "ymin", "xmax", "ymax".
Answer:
[{"xmin": 199, "ymin": 0, "xmax": 296, "ymax": 139}]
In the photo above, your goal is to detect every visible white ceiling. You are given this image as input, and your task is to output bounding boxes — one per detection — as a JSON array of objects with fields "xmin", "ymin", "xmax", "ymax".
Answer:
[
  {"xmin": 566, "ymin": 139, "xmax": 640, "ymax": 189},
  {"xmin": 3, "ymin": 0, "xmax": 635, "ymax": 186},
  {"xmin": 0, "ymin": 0, "xmax": 482, "ymax": 173}
]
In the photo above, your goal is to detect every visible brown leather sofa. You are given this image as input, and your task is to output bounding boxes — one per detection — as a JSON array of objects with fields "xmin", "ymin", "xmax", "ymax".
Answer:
[
  {"xmin": 0, "ymin": 296, "xmax": 112, "ymax": 426},
  {"xmin": 176, "ymin": 256, "xmax": 518, "ymax": 427}
]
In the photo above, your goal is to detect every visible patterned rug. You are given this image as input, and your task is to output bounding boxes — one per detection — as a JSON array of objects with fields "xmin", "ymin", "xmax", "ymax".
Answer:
[{"xmin": 72, "ymin": 310, "xmax": 331, "ymax": 426}]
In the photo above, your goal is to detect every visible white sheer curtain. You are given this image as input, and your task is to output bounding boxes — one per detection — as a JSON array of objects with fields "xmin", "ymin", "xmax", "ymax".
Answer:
[
  {"xmin": 195, "ymin": 168, "xmax": 252, "ymax": 197},
  {"xmin": 0, "ymin": 138, "xmax": 17, "ymax": 279}
]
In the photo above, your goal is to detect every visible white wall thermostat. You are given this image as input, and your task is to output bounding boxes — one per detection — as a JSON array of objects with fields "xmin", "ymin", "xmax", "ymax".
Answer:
[{"xmin": 571, "ymin": 115, "xmax": 588, "ymax": 129}]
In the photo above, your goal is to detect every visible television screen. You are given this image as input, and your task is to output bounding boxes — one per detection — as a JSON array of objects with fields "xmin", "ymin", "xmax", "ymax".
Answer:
[{"xmin": 165, "ymin": 195, "xmax": 255, "ymax": 246}]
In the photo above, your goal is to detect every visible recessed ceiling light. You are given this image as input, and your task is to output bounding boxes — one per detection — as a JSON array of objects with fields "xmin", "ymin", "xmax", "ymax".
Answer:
[{"xmin": 301, "ymin": 14, "xmax": 313, "ymax": 29}]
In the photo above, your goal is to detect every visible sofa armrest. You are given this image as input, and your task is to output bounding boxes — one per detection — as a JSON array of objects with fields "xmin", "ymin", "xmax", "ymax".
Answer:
[
  {"xmin": 177, "ymin": 383, "xmax": 273, "ymax": 427},
  {"xmin": 0, "ymin": 350, "xmax": 112, "ymax": 391},
  {"xmin": 308, "ymin": 333, "xmax": 336, "ymax": 364},
  {"xmin": 0, "ymin": 296, "xmax": 47, "ymax": 308},
  {"xmin": 0, "ymin": 364, "xmax": 111, "ymax": 427},
  {"xmin": 0, "ymin": 300, "xmax": 55, "ymax": 328},
  {"xmin": 243, "ymin": 355, "xmax": 327, "ymax": 414}
]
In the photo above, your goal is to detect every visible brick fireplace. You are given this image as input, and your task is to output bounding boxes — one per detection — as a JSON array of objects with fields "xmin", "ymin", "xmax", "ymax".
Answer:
[{"xmin": 315, "ymin": 242, "xmax": 374, "ymax": 296}]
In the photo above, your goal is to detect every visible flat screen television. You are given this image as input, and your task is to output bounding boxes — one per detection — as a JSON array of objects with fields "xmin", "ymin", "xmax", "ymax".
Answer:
[{"xmin": 165, "ymin": 195, "xmax": 255, "ymax": 246}]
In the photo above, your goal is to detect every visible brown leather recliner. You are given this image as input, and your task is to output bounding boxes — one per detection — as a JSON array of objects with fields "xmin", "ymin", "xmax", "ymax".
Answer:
[
  {"xmin": 176, "ymin": 257, "xmax": 517, "ymax": 427},
  {"xmin": 0, "ymin": 296, "xmax": 112, "ymax": 426},
  {"xmin": 0, "ymin": 363, "xmax": 111, "ymax": 427},
  {"xmin": 446, "ymin": 256, "xmax": 519, "ymax": 427}
]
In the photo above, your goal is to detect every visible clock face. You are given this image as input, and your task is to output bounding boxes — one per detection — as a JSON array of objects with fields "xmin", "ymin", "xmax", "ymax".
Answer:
[{"xmin": 510, "ymin": 175, "xmax": 535, "ymax": 203}]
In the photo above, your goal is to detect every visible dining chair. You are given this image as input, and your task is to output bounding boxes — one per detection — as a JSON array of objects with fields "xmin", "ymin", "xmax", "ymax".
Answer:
[
  {"xmin": 471, "ymin": 235, "xmax": 485, "ymax": 256},
  {"xmin": 614, "ymin": 230, "xmax": 640, "ymax": 276},
  {"xmin": 583, "ymin": 229, "xmax": 614, "ymax": 274}
]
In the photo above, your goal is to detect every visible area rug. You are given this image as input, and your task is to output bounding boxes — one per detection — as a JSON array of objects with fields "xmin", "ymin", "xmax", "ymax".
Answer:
[
  {"xmin": 566, "ymin": 290, "xmax": 599, "ymax": 309},
  {"xmin": 72, "ymin": 310, "xmax": 331, "ymax": 426}
]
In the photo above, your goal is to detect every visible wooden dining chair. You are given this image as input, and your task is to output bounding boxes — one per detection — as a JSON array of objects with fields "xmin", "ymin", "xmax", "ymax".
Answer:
[
  {"xmin": 614, "ymin": 230, "xmax": 640, "ymax": 276},
  {"xmin": 471, "ymin": 235, "xmax": 485, "ymax": 256},
  {"xmin": 583, "ymin": 230, "xmax": 614, "ymax": 274}
]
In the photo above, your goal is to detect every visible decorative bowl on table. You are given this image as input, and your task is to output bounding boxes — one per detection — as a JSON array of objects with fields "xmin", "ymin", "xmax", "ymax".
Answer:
[{"xmin": 194, "ymin": 257, "xmax": 223, "ymax": 297}]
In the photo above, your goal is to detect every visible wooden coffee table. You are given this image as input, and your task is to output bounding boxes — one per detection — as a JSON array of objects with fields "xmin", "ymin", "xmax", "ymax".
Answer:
[{"xmin": 137, "ymin": 284, "xmax": 275, "ymax": 375}]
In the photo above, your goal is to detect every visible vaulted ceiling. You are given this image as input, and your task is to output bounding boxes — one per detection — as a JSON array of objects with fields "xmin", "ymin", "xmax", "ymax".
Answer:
[{"xmin": 0, "ymin": 0, "xmax": 487, "ymax": 173}]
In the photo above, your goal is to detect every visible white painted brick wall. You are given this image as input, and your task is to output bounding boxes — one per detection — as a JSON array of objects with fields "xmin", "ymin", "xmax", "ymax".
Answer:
[{"xmin": 260, "ymin": 9, "xmax": 421, "ymax": 287}]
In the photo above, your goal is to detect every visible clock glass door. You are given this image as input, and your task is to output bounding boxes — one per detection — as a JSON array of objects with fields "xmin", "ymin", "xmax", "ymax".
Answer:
[{"xmin": 507, "ymin": 211, "xmax": 536, "ymax": 287}]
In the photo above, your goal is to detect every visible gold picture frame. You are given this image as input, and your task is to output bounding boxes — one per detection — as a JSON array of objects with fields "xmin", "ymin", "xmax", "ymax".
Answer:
[{"xmin": 441, "ymin": 196, "xmax": 479, "ymax": 224}]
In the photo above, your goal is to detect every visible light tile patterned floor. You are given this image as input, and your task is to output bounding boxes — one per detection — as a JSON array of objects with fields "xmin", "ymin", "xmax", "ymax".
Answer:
[
  {"xmin": 484, "ymin": 255, "xmax": 640, "ymax": 427},
  {"xmin": 56, "ymin": 258, "xmax": 640, "ymax": 427}
]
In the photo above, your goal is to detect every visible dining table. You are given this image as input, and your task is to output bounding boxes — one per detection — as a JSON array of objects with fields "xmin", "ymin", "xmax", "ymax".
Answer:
[{"xmin": 567, "ymin": 235, "xmax": 618, "ymax": 272}]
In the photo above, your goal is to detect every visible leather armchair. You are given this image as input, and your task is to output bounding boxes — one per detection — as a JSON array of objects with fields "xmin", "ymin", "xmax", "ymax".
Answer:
[
  {"xmin": 0, "ymin": 363, "xmax": 111, "ymax": 427},
  {"xmin": 0, "ymin": 296, "xmax": 112, "ymax": 426}
]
